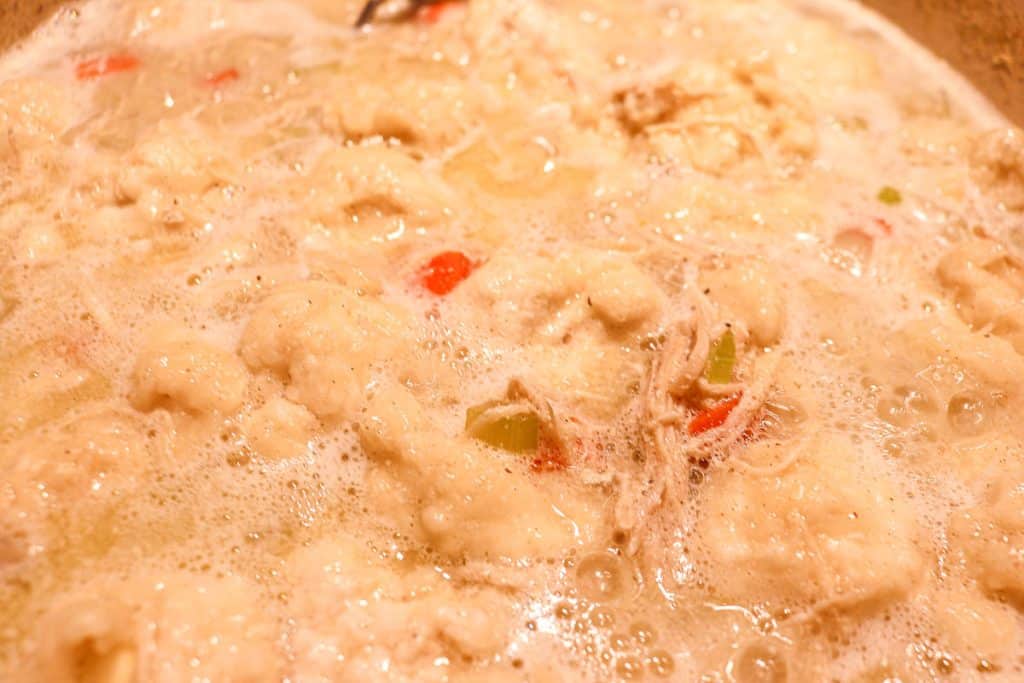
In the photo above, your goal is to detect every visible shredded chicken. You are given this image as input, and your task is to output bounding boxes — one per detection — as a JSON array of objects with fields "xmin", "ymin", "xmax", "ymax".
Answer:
[
  {"xmin": 728, "ymin": 440, "xmax": 804, "ymax": 477},
  {"xmin": 505, "ymin": 377, "xmax": 570, "ymax": 454},
  {"xmin": 610, "ymin": 291, "xmax": 706, "ymax": 554},
  {"xmin": 615, "ymin": 280, "xmax": 787, "ymax": 556}
]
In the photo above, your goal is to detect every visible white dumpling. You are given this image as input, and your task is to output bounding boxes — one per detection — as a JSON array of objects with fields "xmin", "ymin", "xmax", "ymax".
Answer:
[
  {"xmin": 359, "ymin": 382, "xmax": 599, "ymax": 560},
  {"xmin": 702, "ymin": 259, "xmax": 786, "ymax": 346},
  {"xmin": 950, "ymin": 462, "xmax": 1024, "ymax": 608},
  {"xmin": 114, "ymin": 119, "xmax": 239, "ymax": 229},
  {"xmin": 19, "ymin": 572, "xmax": 279, "ymax": 683},
  {"xmin": 287, "ymin": 537, "xmax": 519, "ymax": 683},
  {"xmin": 131, "ymin": 327, "xmax": 249, "ymax": 414},
  {"xmin": 696, "ymin": 434, "xmax": 923, "ymax": 615},
  {"xmin": 970, "ymin": 127, "xmax": 1024, "ymax": 211},
  {"xmin": 0, "ymin": 77, "xmax": 74, "ymax": 165},
  {"xmin": 937, "ymin": 238, "xmax": 1024, "ymax": 353},
  {"xmin": 239, "ymin": 281, "xmax": 414, "ymax": 419},
  {"xmin": 453, "ymin": 247, "xmax": 665, "ymax": 343},
  {"xmin": 243, "ymin": 396, "xmax": 317, "ymax": 461}
]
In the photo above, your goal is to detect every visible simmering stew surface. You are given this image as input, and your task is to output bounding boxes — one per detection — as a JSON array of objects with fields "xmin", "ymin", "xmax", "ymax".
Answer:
[{"xmin": 2, "ymin": 0, "xmax": 1024, "ymax": 680}]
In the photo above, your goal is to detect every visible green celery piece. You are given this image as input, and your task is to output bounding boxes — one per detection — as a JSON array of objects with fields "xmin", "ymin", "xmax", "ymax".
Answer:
[
  {"xmin": 465, "ymin": 402, "xmax": 539, "ymax": 453},
  {"xmin": 465, "ymin": 400, "xmax": 500, "ymax": 429},
  {"xmin": 877, "ymin": 186, "xmax": 902, "ymax": 205},
  {"xmin": 706, "ymin": 329, "xmax": 737, "ymax": 384}
]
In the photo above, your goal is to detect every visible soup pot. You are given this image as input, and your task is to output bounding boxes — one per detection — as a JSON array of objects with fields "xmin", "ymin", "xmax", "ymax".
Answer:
[{"xmin": 0, "ymin": 0, "xmax": 1021, "ymax": 124}]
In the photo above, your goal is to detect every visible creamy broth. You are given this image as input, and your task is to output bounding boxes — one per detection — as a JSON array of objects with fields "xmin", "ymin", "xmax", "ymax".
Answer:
[{"xmin": 2, "ymin": 0, "xmax": 1024, "ymax": 680}]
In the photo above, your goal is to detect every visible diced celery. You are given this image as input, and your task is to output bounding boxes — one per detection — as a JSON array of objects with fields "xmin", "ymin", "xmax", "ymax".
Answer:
[
  {"xmin": 705, "ymin": 329, "xmax": 736, "ymax": 384},
  {"xmin": 877, "ymin": 186, "xmax": 902, "ymax": 205},
  {"xmin": 465, "ymin": 402, "xmax": 539, "ymax": 453},
  {"xmin": 465, "ymin": 400, "xmax": 499, "ymax": 429}
]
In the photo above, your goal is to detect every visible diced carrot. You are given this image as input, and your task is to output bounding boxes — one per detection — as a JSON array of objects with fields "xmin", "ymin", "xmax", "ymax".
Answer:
[
  {"xmin": 205, "ymin": 67, "xmax": 240, "ymax": 87},
  {"xmin": 574, "ymin": 435, "xmax": 609, "ymax": 470},
  {"xmin": 687, "ymin": 394, "xmax": 742, "ymax": 436},
  {"xmin": 873, "ymin": 217, "xmax": 893, "ymax": 235},
  {"xmin": 75, "ymin": 54, "xmax": 139, "ymax": 80},
  {"xmin": 419, "ymin": 1, "xmax": 461, "ymax": 23},
  {"xmin": 531, "ymin": 439, "xmax": 569, "ymax": 473},
  {"xmin": 421, "ymin": 251, "xmax": 475, "ymax": 295}
]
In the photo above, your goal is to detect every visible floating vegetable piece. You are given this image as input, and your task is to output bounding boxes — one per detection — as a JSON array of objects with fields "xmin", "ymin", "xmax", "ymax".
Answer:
[
  {"xmin": 531, "ymin": 439, "xmax": 568, "ymax": 472},
  {"xmin": 465, "ymin": 400, "xmax": 498, "ymax": 428},
  {"xmin": 205, "ymin": 68, "xmax": 240, "ymax": 87},
  {"xmin": 75, "ymin": 54, "xmax": 139, "ymax": 80},
  {"xmin": 466, "ymin": 402, "xmax": 539, "ymax": 453},
  {"xmin": 356, "ymin": 0, "xmax": 457, "ymax": 27},
  {"xmin": 705, "ymin": 329, "xmax": 736, "ymax": 384},
  {"xmin": 877, "ymin": 186, "xmax": 902, "ymax": 205},
  {"xmin": 688, "ymin": 394, "xmax": 742, "ymax": 436},
  {"xmin": 873, "ymin": 217, "xmax": 894, "ymax": 235},
  {"xmin": 419, "ymin": 0, "xmax": 462, "ymax": 22},
  {"xmin": 422, "ymin": 250, "xmax": 475, "ymax": 295}
]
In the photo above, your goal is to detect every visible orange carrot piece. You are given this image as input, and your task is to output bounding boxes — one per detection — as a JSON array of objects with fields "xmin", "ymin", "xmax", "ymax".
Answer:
[
  {"xmin": 687, "ymin": 394, "xmax": 742, "ymax": 436},
  {"xmin": 419, "ymin": 1, "xmax": 461, "ymax": 23},
  {"xmin": 531, "ymin": 439, "xmax": 569, "ymax": 473},
  {"xmin": 205, "ymin": 68, "xmax": 240, "ymax": 87},
  {"xmin": 421, "ymin": 251, "xmax": 475, "ymax": 295},
  {"xmin": 75, "ymin": 54, "xmax": 139, "ymax": 80}
]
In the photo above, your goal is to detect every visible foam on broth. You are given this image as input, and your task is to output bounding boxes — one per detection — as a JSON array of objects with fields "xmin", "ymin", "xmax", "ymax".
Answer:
[{"xmin": 1, "ymin": 0, "xmax": 1023, "ymax": 680}]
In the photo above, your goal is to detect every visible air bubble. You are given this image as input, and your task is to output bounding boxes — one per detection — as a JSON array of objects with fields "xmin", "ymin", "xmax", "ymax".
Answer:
[
  {"xmin": 946, "ymin": 392, "xmax": 988, "ymax": 435},
  {"xmin": 935, "ymin": 654, "xmax": 955, "ymax": 675},
  {"xmin": 647, "ymin": 650, "xmax": 675, "ymax": 678},
  {"xmin": 589, "ymin": 607, "xmax": 616, "ymax": 629},
  {"xmin": 734, "ymin": 644, "xmax": 788, "ymax": 683},
  {"xmin": 576, "ymin": 552, "xmax": 630, "ymax": 602},
  {"xmin": 616, "ymin": 655, "xmax": 644, "ymax": 679},
  {"xmin": 630, "ymin": 622, "xmax": 656, "ymax": 646},
  {"xmin": 610, "ymin": 632, "xmax": 630, "ymax": 651}
]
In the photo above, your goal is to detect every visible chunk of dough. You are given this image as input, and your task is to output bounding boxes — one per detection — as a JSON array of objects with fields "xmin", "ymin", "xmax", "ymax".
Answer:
[
  {"xmin": 240, "ymin": 281, "xmax": 413, "ymax": 419},
  {"xmin": 881, "ymin": 313, "xmax": 1024, "ymax": 397},
  {"xmin": 937, "ymin": 238, "xmax": 1024, "ymax": 353},
  {"xmin": 951, "ymin": 462, "xmax": 1024, "ymax": 608},
  {"xmin": 970, "ymin": 127, "xmax": 1024, "ymax": 211},
  {"xmin": 455, "ymin": 248, "xmax": 665, "ymax": 342},
  {"xmin": 1, "ymin": 408, "xmax": 164, "ymax": 565},
  {"xmin": 288, "ymin": 538, "xmax": 518, "ymax": 683},
  {"xmin": 359, "ymin": 383, "xmax": 597, "ymax": 559},
  {"xmin": 244, "ymin": 396, "xmax": 317, "ymax": 460},
  {"xmin": 0, "ymin": 78, "xmax": 74, "ymax": 163},
  {"xmin": 131, "ymin": 329, "xmax": 249, "ymax": 414},
  {"xmin": 314, "ymin": 51, "xmax": 480, "ymax": 150},
  {"xmin": 452, "ymin": 248, "xmax": 664, "ymax": 418},
  {"xmin": 301, "ymin": 144, "xmax": 452, "ymax": 231},
  {"xmin": 8, "ymin": 408, "xmax": 159, "ymax": 499},
  {"xmin": 696, "ymin": 435, "xmax": 923, "ymax": 614},
  {"xmin": 19, "ymin": 572, "xmax": 280, "ymax": 683},
  {"xmin": 115, "ymin": 119, "xmax": 238, "ymax": 228},
  {"xmin": 621, "ymin": 57, "xmax": 819, "ymax": 172},
  {"xmin": 702, "ymin": 259, "xmax": 786, "ymax": 346},
  {"xmin": 932, "ymin": 589, "xmax": 1018, "ymax": 663}
]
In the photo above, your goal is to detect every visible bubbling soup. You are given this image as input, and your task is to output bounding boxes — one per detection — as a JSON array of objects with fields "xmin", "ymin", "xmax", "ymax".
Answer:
[{"xmin": 1, "ymin": 0, "xmax": 1024, "ymax": 680}]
